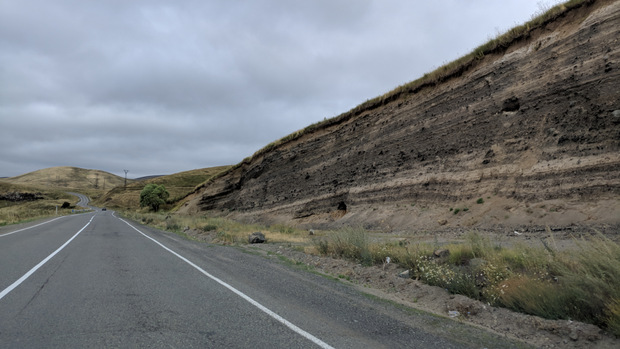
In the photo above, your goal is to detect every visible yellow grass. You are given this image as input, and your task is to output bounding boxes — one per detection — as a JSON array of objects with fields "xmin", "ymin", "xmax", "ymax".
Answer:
[
  {"xmin": 94, "ymin": 166, "xmax": 230, "ymax": 210},
  {"xmin": 203, "ymin": 0, "xmax": 594, "ymax": 185},
  {"xmin": 3, "ymin": 166, "xmax": 129, "ymax": 190},
  {"xmin": 0, "ymin": 181, "xmax": 82, "ymax": 225}
]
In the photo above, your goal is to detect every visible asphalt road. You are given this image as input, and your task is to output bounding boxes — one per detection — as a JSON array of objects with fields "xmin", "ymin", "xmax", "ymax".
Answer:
[
  {"xmin": 0, "ymin": 211, "xmax": 525, "ymax": 348},
  {"xmin": 67, "ymin": 192, "xmax": 93, "ymax": 210}
]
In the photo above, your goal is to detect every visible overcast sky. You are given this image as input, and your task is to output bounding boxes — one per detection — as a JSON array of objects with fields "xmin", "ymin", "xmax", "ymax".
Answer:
[{"xmin": 1, "ymin": 0, "xmax": 560, "ymax": 179}]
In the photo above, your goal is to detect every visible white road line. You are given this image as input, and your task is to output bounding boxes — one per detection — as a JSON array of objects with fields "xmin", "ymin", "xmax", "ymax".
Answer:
[
  {"xmin": 0, "ymin": 216, "xmax": 68, "ymax": 238},
  {"xmin": 119, "ymin": 218, "xmax": 335, "ymax": 349},
  {"xmin": 0, "ymin": 215, "xmax": 95, "ymax": 301}
]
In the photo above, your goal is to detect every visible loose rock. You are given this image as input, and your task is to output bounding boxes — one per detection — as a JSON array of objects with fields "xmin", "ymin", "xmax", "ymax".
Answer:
[{"xmin": 248, "ymin": 232, "xmax": 266, "ymax": 244}]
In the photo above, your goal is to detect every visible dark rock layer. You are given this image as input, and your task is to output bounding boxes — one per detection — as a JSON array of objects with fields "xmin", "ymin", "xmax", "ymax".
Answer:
[{"xmin": 182, "ymin": 1, "xmax": 620, "ymax": 231}]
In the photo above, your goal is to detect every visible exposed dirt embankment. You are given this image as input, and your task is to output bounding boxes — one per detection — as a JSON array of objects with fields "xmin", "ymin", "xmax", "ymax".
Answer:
[{"xmin": 181, "ymin": 1, "xmax": 620, "ymax": 232}]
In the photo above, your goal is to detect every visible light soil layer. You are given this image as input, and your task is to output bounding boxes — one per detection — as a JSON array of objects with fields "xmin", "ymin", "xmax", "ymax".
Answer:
[{"xmin": 181, "ymin": 1, "xmax": 620, "ymax": 233}]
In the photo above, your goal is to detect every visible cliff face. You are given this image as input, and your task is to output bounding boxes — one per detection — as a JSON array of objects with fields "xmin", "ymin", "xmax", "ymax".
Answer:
[{"xmin": 182, "ymin": 1, "xmax": 620, "ymax": 231}]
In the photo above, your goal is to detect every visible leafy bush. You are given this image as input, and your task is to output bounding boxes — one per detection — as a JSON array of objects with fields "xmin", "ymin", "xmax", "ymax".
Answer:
[{"xmin": 139, "ymin": 184, "xmax": 169, "ymax": 212}]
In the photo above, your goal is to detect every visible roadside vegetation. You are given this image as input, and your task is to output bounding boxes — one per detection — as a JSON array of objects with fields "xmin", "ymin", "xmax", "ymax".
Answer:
[
  {"xmin": 94, "ymin": 166, "xmax": 230, "ymax": 211},
  {"xmin": 121, "ymin": 212, "xmax": 308, "ymax": 245},
  {"xmin": 313, "ymin": 228, "xmax": 620, "ymax": 336},
  {"xmin": 139, "ymin": 184, "xmax": 169, "ymax": 212},
  {"xmin": 122, "ymin": 210, "xmax": 620, "ymax": 336},
  {"xmin": 0, "ymin": 182, "xmax": 83, "ymax": 226}
]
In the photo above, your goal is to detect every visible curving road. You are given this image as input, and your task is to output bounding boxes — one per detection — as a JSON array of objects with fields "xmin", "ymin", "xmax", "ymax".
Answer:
[
  {"xmin": 0, "ymin": 210, "xmax": 526, "ymax": 348},
  {"xmin": 67, "ymin": 192, "xmax": 93, "ymax": 210}
]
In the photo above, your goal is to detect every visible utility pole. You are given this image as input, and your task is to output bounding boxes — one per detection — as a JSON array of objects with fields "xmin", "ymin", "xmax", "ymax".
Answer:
[{"xmin": 124, "ymin": 170, "xmax": 129, "ymax": 188}]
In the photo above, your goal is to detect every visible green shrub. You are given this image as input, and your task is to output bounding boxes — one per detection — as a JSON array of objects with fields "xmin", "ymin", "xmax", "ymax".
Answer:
[
  {"xmin": 550, "ymin": 236, "xmax": 620, "ymax": 328},
  {"xmin": 313, "ymin": 238, "xmax": 330, "ymax": 255},
  {"xmin": 317, "ymin": 227, "xmax": 373, "ymax": 265},
  {"xmin": 165, "ymin": 217, "xmax": 181, "ymax": 232},
  {"xmin": 477, "ymin": 198, "xmax": 484, "ymax": 204},
  {"xmin": 140, "ymin": 184, "xmax": 169, "ymax": 212},
  {"xmin": 489, "ymin": 235, "xmax": 620, "ymax": 332},
  {"xmin": 606, "ymin": 298, "xmax": 620, "ymax": 337},
  {"xmin": 497, "ymin": 276, "xmax": 571, "ymax": 319},
  {"xmin": 447, "ymin": 244, "xmax": 475, "ymax": 265},
  {"xmin": 331, "ymin": 227, "xmax": 372, "ymax": 265},
  {"xmin": 202, "ymin": 224, "xmax": 218, "ymax": 232}
]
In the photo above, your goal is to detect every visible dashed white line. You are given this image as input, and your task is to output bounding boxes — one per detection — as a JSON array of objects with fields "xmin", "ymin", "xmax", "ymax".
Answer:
[
  {"xmin": 0, "ymin": 215, "xmax": 95, "ymax": 301},
  {"xmin": 119, "ymin": 217, "xmax": 335, "ymax": 349}
]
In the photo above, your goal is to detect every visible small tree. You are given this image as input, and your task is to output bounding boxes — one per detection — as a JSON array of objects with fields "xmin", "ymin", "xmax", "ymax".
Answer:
[{"xmin": 140, "ymin": 184, "xmax": 169, "ymax": 212}]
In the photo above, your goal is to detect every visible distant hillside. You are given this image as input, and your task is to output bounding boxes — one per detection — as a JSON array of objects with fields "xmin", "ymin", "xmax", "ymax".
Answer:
[
  {"xmin": 2, "ymin": 166, "xmax": 130, "ymax": 191},
  {"xmin": 134, "ymin": 175, "xmax": 164, "ymax": 181},
  {"xmin": 95, "ymin": 166, "xmax": 230, "ymax": 210},
  {"xmin": 0, "ymin": 181, "xmax": 76, "ymax": 226},
  {"xmin": 180, "ymin": 0, "xmax": 620, "ymax": 232}
]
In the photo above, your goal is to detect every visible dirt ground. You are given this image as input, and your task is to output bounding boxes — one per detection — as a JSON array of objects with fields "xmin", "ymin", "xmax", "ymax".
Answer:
[
  {"xmin": 182, "ymin": 226, "xmax": 619, "ymax": 349},
  {"xmin": 247, "ymin": 242, "xmax": 618, "ymax": 349}
]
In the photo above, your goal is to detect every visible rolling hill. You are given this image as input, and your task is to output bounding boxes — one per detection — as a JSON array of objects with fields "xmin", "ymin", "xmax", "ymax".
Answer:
[
  {"xmin": 94, "ymin": 166, "xmax": 230, "ymax": 210},
  {"xmin": 1, "ymin": 166, "xmax": 130, "ymax": 191}
]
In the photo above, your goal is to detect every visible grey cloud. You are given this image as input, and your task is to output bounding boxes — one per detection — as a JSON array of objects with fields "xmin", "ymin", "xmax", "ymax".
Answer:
[{"xmin": 1, "ymin": 0, "xmax": 546, "ymax": 178}]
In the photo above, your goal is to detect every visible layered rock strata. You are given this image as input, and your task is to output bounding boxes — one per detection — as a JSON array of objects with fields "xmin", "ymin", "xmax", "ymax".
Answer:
[{"xmin": 182, "ymin": 1, "xmax": 620, "ymax": 231}]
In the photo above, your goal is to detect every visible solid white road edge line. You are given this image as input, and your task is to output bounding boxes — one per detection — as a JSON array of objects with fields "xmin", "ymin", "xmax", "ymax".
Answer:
[
  {"xmin": 0, "ymin": 216, "xmax": 68, "ymax": 238},
  {"xmin": 119, "ymin": 217, "xmax": 335, "ymax": 349},
  {"xmin": 0, "ymin": 215, "xmax": 96, "ymax": 301}
]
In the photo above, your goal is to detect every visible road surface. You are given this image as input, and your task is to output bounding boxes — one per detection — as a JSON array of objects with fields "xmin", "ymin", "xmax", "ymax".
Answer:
[
  {"xmin": 67, "ymin": 192, "xmax": 93, "ymax": 210},
  {"xmin": 0, "ymin": 211, "xmax": 525, "ymax": 348}
]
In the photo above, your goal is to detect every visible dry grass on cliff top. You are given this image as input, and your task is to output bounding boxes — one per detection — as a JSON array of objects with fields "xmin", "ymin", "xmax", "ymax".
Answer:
[
  {"xmin": 261, "ymin": 0, "xmax": 595, "ymax": 150},
  {"xmin": 195, "ymin": 0, "xmax": 596, "ymax": 188}
]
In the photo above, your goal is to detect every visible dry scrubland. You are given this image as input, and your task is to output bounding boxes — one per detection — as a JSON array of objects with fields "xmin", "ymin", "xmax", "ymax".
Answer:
[
  {"xmin": 94, "ymin": 166, "xmax": 230, "ymax": 210},
  {"xmin": 2, "ymin": 166, "xmax": 129, "ymax": 190},
  {"xmin": 123, "ymin": 211, "xmax": 620, "ymax": 338},
  {"xmin": 0, "ymin": 166, "xmax": 230, "ymax": 226},
  {"xmin": 0, "ymin": 182, "xmax": 86, "ymax": 226}
]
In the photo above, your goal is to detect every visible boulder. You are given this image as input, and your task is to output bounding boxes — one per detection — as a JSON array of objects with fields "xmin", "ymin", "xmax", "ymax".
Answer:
[{"xmin": 248, "ymin": 232, "xmax": 266, "ymax": 244}]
